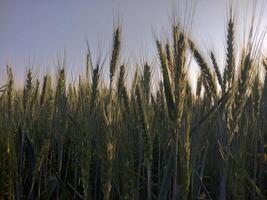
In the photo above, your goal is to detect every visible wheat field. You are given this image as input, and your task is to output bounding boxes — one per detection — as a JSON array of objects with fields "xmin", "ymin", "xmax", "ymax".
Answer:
[{"xmin": 0, "ymin": 3, "xmax": 267, "ymax": 200}]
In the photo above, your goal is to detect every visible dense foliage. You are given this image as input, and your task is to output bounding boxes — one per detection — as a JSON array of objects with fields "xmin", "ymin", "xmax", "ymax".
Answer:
[{"xmin": 1, "ymin": 7, "xmax": 267, "ymax": 200}]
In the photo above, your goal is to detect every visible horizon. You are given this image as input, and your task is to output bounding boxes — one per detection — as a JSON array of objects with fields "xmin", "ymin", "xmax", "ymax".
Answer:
[{"xmin": 0, "ymin": 0, "xmax": 266, "ymax": 87}]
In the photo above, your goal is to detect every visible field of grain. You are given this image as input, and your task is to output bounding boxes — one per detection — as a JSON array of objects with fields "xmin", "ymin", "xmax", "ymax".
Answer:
[{"xmin": 1, "ymin": 2, "xmax": 267, "ymax": 200}]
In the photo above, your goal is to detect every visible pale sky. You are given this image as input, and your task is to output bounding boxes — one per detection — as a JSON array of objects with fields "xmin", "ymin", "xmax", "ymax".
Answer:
[{"xmin": 0, "ymin": 0, "xmax": 266, "ymax": 86}]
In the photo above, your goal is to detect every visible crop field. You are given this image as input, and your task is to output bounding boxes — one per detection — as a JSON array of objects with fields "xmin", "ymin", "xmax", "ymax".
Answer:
[{"xmin": 0, "ymin": 1, "xmax": 267, "ymax": 200}]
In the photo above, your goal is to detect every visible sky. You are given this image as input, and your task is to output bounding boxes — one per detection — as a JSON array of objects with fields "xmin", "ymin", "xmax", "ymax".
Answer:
[{"xmin": 0, "ymin": 0, "xmax": 266, "ymax": 86}]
